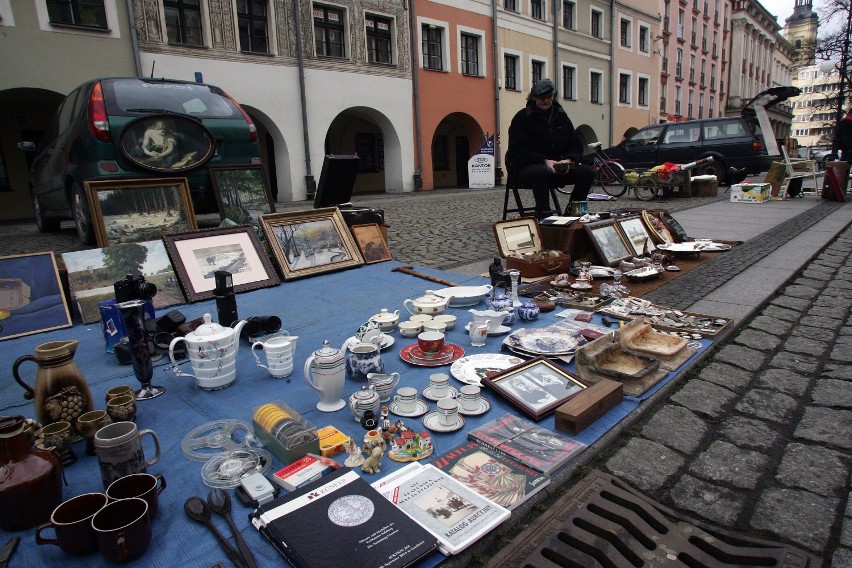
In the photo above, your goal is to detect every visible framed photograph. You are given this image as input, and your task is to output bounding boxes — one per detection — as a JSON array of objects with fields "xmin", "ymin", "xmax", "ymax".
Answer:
[
  {"xmin": 0, "ymin": 252, "xmax": 72, "ymax": 341},
  {"xmin": 62, "ymin": 241, "xmax": 186, "ymax": 324},
  {"xmin": 163, "ymin": 226, "xmax": 280, "ymax": 302},
  {"xmin": 350, "ymin": 223, "xmax": 391, "ymax": 264},
  {"xmin": 616, "ymin": 216, "xmax": 656, "ymax": 257},
  {"xmin": 84, "ymin": 178, "xmax": 197, "ymax": 247},
  {"xmin": 260, "ymin": 207, "xmax": 365, "ymax": 280},
  {"xmin": 584, "ymin": 220, "xmax": 634, "ymax": 267},
  {"xmin": 481, "ymin": 357, "xmax": 586, "ymax": 420},
  {"xmin": 211, "ymin": 165, "xmax": 275, "ymax": 227}
]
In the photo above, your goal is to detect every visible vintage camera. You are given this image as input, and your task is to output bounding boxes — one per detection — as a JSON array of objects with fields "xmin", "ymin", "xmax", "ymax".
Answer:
[
  {"xmin": 214, "ymin": 271, "xmax": 239, "ymax": 328},
  {"xmin": 114, "ymin": 274, "xmax": 157, "ymax": 303}
]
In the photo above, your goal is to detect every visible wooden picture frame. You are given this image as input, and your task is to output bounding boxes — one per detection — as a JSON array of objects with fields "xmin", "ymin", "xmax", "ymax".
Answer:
[
  {"xmin": 584, "ymin": 220, "xmax": 634, "ymax": 267},
  {"xmin": 84, "ymin": 178, "xmax": 197, "ymax": 248},
  {"xmin": 163, "ymin": 226, "xmax": 280, "ymax": 302},
  {"xmin": 350, "ymin": 223, "xmax": 391, "ymax": 264},
  {"xmin": 210, "ymin": 165, "xmax": 275, "ymax": 227},
  {"xmin": 0, "ymin": 252, "xmax": 72, "ymax": 341},
  {"xmin": 481, "ymin": 357, "xmax": 586, "ymax": 420},
  {"xmin": 62, "ymin": 241, "xmax": 186, "ymax": 323},
  {"xmin": 616, "ymin": 216, "xmax": 656, "ymax": 257},
  {"xmin": 260, "ymin": 207, "xmax": 365, "ymax": 280}
]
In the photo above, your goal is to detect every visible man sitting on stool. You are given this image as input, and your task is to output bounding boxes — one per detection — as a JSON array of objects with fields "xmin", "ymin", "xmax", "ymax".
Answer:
[{"xmin": 507, "ymin": 78, "xmax": 594, "ymax": 219}]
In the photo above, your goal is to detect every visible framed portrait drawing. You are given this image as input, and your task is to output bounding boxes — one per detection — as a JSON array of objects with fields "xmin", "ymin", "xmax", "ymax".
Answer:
[
  {"xmin": 84, "ymin": 178, "xmax": 197, "ymax": 248},
  {"xmin": 210, "ymin": 165, "xmax": 275, "ymax": 227},
  {"xmin": 481, "ymin": 357, "xmax": 586, "ymax": 420},
  {"xmin": 616, "ymin": 216, "xmax": 656, "ymax": 257},
  {"xmin": 350, "ymin": 224, "xmax": 391, "ymax": 264},
  {"xmin": 584, "ymin": 220, "xmax": 634, "ymax": 267},
  {"xmin": 0, "ymin": 252, "xmax": 72, "ymax": 341},
  {"xmin": 62, "ymin": 241, "xmax": 186, "ymax": 323},
  {"xmin": 163, "ymin": 226, "xmax": 280, "ymax": 302},
  {"xmin": 260, "ymin": 207, "xmax": 365, "ymax": 280}
]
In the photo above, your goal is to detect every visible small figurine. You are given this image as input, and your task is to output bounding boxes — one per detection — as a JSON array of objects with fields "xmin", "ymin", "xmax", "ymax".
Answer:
[
  {"xmin": 344, "ymin": 438, "xmax": 364, "ymax": 468},
  {"xmin": 361, "ymin": 445, "xmax": 384, "ymax": 474},
  {"xmin": 380, "ymin": 406, "xmax": 392, "ymax": 442}
]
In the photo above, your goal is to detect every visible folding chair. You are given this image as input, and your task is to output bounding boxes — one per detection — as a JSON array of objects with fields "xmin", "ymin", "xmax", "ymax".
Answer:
[
  {"xmin": 502, "ymin": 167, "xmax": 569, "ymax": 220},
  {"xmin": 780, "ymin": 147, "xmax": 819, "ymax": 197}
]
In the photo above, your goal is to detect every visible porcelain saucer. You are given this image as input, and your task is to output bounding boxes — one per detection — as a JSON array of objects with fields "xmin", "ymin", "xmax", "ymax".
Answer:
[
  {"xmin": 422, "ymin": 384, "xmax": 459, "ymax": 402},
  {"xmin": 400, "ymin": 344, "xmax": 465, "ymax": 367},
  {"xmin": 421, "ymin": 411, "xmax": 465, "ymax": 432},
  {"xmin": 457, "ymin": 397, "xmax": 491, "ymax": 416},
  {"xmin": 389, "ymin": 398, "xmax": 429, "ymax": 418},
  {"xmin": 408, "ymin": 343, "xmax": 455, "ymax": 362},
  {"xmin": 343, "ymin": 334, "xmax": 395, "ymax": 351},
  {"xmin": 465, "ymin": 323, "xmax": 512, "ymax": 336}
]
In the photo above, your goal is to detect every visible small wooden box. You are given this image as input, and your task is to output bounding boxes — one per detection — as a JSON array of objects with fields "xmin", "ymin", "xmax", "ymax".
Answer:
[
  {"xmin": 493, "ymin": 218, "xmax": 571, "ymax": 278},
  {"xmin": 554, "ymin": 379, "xmax": 623, "ymax": 435}
]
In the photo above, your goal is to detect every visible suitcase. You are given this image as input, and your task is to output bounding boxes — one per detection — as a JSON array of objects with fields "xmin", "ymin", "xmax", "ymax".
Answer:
[
  {"xmin": 493, "ymin": 218, "xmax": 571, "ymax": 278},
  {"xmin": 313, "ymin": 155, "xmax": 385, "ymax": 227}
]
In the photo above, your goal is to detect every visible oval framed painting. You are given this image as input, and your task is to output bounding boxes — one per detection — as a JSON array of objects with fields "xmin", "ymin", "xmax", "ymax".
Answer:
[{"xmin": 118, "ymin": 114, "xmax": 215, "ymax": 173}]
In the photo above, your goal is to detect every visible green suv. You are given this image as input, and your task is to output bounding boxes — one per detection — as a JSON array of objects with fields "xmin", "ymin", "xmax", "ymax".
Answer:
[{"xmin": 19, "ymin": 77, "xmax": 261, "ymax": 244}]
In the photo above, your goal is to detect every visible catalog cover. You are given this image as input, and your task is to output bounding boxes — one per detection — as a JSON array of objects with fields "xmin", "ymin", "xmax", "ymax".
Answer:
[
  {"xmin": 252, "ymin": 468, "xmax": 438, "ymax": 568},
  {"xmin": 376, "ymin": 464, "xmax": 510, "ymax": 555},
  {"xmin": 431, "ymin": 441, "xmax": 550, "ymax": 510},
  {"xmin": 467, "ymin": 414, "xmax": 586, "ymax": 475}
]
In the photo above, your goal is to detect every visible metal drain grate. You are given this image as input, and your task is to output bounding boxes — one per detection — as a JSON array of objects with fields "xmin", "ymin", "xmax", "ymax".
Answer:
[{"xmin": 487, "ymin": 470, "xmax": 820, "ymax": 568}]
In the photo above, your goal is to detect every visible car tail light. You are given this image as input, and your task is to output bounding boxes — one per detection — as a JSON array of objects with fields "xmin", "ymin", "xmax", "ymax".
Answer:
[
  {"xmin": 222, "ymin": 90, "xmax": 258, "ymax": 144},
  {"xmin": 88, "ymin": 82, "xmax": 111, "ymax": 143},
  {"xmin": 753, "ymin": 139, "xmax": 762, "ymax": 152}
]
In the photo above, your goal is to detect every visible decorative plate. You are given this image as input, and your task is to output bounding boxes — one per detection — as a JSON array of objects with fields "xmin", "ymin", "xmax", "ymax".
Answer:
[
  {"xmin": 400, "ymin": 343, "xmax": 465, "ymax": 367},
  {"xmin": 431, "ymin": 285, "xmax": 494, "ymax": 307},
  {"xmin": 641, "ymin": 210, "xmax": 674, "ymax": 244},
  {"xmin": 569, "ymin": 266, "xmax": 616, "ymax": 279},
  {"xmin": 450, "ymin": 353, "xmax": 525, "ymax": 386},
  {"xmin": 407, "ymin": 343, "xmax": 457, "ymax": 362},
  {"xmin": 505, "ymin": 329, "xmax": 579, "ymax": 355},
  {"xmin": 422, "ymin": 411, "xmax": 465, "ymax": 432},
  {"xmin": 624, "ymin": 266, "xmax": 664, "ymax": 282}
]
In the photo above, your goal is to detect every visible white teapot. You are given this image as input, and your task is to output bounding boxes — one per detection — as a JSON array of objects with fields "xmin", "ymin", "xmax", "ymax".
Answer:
[
  {"xmin": 168, "ymin": 314, "xmax": 247, "ymax": 390},
  {"xmin": 370, "ymin": 309, "xmax": 400, "ymax": 332},
  {"xmin": 403, "ymin": 290, "xmax": 451, "ymax": 315}
]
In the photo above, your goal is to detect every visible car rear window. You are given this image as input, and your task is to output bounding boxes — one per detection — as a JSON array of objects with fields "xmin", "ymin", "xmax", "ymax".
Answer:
[
  {"xmin": 703, "ymin": 119, "xmax": 748, "ymax": 140},
  {"xmin": 104, "ymin": 79, "xmax": 240, "ymax": 119}
]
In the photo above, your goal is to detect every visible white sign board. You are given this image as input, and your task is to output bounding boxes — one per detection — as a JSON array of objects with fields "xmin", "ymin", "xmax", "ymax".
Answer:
[{"xmin": 468, "ymin": 154, "xmax": 494, "ymax": 188}]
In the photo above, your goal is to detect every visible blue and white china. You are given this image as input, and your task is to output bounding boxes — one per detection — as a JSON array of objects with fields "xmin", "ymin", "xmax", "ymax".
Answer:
[
  {"xmin": 345, "ymin": 341, "xmax": 384, "ymax": 381},
  {"xmin": 517, "ymin": 301, "xmax": 540, "ymax": 322}
]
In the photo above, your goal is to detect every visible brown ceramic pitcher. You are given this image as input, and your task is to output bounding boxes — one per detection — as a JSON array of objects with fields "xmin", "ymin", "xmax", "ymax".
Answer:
[{"xmin": 12, "ymin": 340, "xmax": 94, "ymax": 429}]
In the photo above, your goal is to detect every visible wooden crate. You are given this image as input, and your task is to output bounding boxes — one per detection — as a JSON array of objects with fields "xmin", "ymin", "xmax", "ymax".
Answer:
[{"xmin": 554, "ymin": 379, "xmax": 623, "ymax": 435}]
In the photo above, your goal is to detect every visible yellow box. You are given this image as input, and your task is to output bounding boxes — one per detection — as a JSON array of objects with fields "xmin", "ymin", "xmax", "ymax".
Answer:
[
  {"xmin": 316, "ymin": 425, "xmax": 350, "ymax": 457},
  {"xmin": 730, "ymin": 183, "xmax": 771, "ymax": 203}
]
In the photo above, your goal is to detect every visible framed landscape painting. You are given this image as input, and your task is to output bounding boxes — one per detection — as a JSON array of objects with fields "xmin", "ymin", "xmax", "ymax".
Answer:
[
  {"xmin": 616, "ymin": 216, "xmax": 656, "ymax": 257},
  {"xmin": 84, "ymin": 178, "xmax": 197, "ymax": 247},
  {"xmin": 163, "ymin": 226, "xmax": 280, "ymax": 301},
  {"xmin": 0, "ymin": 252, "xmax": 72, "ymax": 341},
  {"xmin": 211, "ymin": 165, "xmax": 275, "ymax": 227},
  {"xmin": 350, "ymin": 223, "xmax": 391, "ymax": 264},
  {"xmin": 260, "ymin": 207, "xmax": 364, "ymax": 280}
]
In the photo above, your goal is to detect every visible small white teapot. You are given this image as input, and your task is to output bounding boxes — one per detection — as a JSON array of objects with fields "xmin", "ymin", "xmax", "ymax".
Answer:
[
  {"xmin": 168, "ymin": 314, "xmax": 247, "ymax": 390},
  {"xmin": 370, "ymin": 309, "xmax": 400, "ymax": 332},
  {"xmin": 403, "ymin": 290, "xmax": 451, "ymax": 315}
]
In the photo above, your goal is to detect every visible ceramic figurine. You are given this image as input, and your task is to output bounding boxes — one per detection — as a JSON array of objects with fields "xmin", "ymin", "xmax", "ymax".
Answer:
[
  {"xmin": 344, "ymin": 438, "xmax": 364, "ymax": 468},
  {"xmin": 361, "ymin": 445, "xmax": 384, "ymax": 474},
  {"xmin": 360, "ymin": 410, "xmax": 378, "ymax": 430}
]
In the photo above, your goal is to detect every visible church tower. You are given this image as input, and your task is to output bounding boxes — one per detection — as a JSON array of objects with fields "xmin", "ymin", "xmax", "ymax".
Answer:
[{"xmin": 782, "ymin": 0, "xmax": 819, "ymax": 64}]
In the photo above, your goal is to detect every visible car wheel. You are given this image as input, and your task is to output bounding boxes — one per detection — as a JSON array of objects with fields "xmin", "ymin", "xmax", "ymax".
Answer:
[
  {"xmin": 702, "ymin": 159, "xmax": 727, "ymax": 185},
  {"xmin": 32, "ymin": 191, "xmax": 60, "ymax": 232},
  {"xmin": 71, "ymin": 182, "xmax": 96, "ymax": 245}
]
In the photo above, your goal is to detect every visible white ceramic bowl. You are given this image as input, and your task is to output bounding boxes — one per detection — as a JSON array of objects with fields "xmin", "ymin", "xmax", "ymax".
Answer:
[{"xmin": 433, "ymin": 314, "xmax": 457, "ymax": 330}]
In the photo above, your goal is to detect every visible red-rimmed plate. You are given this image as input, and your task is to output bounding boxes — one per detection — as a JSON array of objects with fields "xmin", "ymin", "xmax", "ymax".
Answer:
[
  {"xmin": 407, "ymin": 343, "xmax": 456, "ymax": 362},
  {"xmin": 400, "ymin": 343, "xmax": 465, "ymax": 367}
]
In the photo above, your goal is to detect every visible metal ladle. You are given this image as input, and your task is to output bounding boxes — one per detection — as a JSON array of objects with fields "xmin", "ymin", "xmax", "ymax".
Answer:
[{"xmin": 184, "ymin": 496, "xmax": 247, "ymax": 568}]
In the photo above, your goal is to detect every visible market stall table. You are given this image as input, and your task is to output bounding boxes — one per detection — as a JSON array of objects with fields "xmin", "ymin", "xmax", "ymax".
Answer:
[{"xmin": 0, "ymin": 261, "xmax": 712, "ymax": 568}]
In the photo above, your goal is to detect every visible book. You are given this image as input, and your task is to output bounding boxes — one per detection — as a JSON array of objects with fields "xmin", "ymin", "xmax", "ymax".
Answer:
[
  {"xmin": 252, "ymin": 468, "xmax": 439, "ymax": 568},
  {"xmin": 431, "ymin": 441, "xmax": 550, "ymax": 510},
  {"xmin": 466, "ymin": 414, "xmax": 586, "ymax": 476},
  {"xmin": 375, "ymin": 463, "xmax": 510, "ymax": 555}
]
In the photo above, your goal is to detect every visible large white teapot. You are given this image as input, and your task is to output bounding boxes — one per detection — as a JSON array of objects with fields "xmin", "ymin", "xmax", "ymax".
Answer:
[
  {"xmin": 403, "ymin": 290, "xmax": 451, "ymax": 315},
  {"xmin": 168, "ymin": 314, "xmax": 247, "ymax": 390}
]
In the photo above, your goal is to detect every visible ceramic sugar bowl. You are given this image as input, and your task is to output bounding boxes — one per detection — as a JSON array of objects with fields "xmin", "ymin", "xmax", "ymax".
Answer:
[
  {"xmin": 370, "ymin": 309, "xmax": 400, "ymax": 332},
  {"xmin": 517, "ymin": 301, "xmax": 540, "ymax": 322},
  {"xmin": 403, "ymin": 290, "xmax": 450, "ymax": 315},
  {"xmin": 349, "ymin": 385, "xmax": 381, "ymax": 422}
]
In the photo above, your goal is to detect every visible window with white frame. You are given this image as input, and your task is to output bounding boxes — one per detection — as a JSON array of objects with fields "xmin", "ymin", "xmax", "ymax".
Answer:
[
  {"xmin": 563, "ymin": 0, "xmax": 574, "ymax": 29},
  {"xmin": 639, "ymin": 25, "xmax": 649, "ymax": 53},
  {"xmin": 366, "ymin": 14, "xmax": 393, "ymax": 64},
  {"xmin": 638, "ymin": 76, "xmax": 649, "ymax": 106},
  {"xmin": 314, "ymin": 4, "xmax": 346, "ymax": 58},
  {"xmin": 619, "ymin": 18, "xmax": 630, "ymax": 48},
  {"xmin": 590, "ymin": 71, "xmax": 602, "ymax": 103},
  {"xmin": 531, "ymin": 0, "xmax": 544, "ymax": 20},
  {"xmin": 618, "ymin": 72, "xmax": 630, "ymax": 104},
  {"xmin": 591, "ymin": 9, "xmax": 602, "ymax": 38},
  {"xmin": 47, "ymin": 0, "xmax": 107, "ymax": 28},
  {"xmin": 505, "ymin": 54, "xmax": 519, "ymax": 90},
  {"xmin": 238, "ymin": 0, "xmax": 269, "ymax": 53},
  {"xmin": 422, "ymin": 23, "xmax": 444, "ymax": 70},
  {"xmin": 531, "ymin": 60, "xmax": 544, "ymax": 85},
  {"xmin": 562, "ymin": 65, "xmax": 575, "ymax": 99},
  {"xmin": 165, "ymin": 0, "xmax": 203, "ymax": 45},
  {"xmin": 460, "ymin": 33, "xmax": 480, "ymax": 76}
]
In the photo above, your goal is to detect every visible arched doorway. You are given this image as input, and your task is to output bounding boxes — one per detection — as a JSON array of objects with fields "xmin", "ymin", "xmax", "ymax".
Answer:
[
  {"xmin": 430, "ymin": 113, "xmax": 484, "ymax": 189},
  {"xmin": 241, "ymin": 105, "xmax": 291, "ymax": 203}
]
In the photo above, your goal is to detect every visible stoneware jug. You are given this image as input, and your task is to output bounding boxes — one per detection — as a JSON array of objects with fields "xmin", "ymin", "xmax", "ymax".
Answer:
[
  {"xmin": 304, "ymin": 340, "xmax": 346, "ymax": 412},
  {"xmin": 12, "ymin": 340, "xmax": 95, "ymax": 430},
  {"xmin": 168, "ymin": 314, "xmax": 247, "ymax": 390},
  {"xmin": 345, "ymin": 341, "xmax": 384, "ymax": 381},
  {"xmin": 0, "ymin": 416, "xmax": 63, "ymax": 531},
  {"xmin": 349, "ymin": 385, "xmax": 381, "ymax": 422}
]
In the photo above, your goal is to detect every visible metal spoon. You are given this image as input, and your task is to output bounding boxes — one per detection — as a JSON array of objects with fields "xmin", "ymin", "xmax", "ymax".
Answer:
[
  {"xmin": 208, "ymin": 489, "xmax": 257, "ymax": 568},
  {"xmin": 184, "ymin": 496, "xmax": 247, "ymax": 568}
]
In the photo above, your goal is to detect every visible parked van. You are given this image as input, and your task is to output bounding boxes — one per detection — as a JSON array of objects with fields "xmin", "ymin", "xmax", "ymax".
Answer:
[
  {"xmin": 19, "ymin": 77, "xmax": 261, "ymax": 244},
  {"xmin": 602, "ymin": 86, "xmax": 800, "ymax": 184}
]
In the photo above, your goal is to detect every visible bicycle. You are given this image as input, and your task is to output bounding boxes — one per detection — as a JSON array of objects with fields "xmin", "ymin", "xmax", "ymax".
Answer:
[{"xmin": 587, "ymin": 142, "xmax": 659, "ymax": 200}]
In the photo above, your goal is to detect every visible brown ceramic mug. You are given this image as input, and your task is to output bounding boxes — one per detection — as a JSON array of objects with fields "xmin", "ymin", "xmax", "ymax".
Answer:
[
  {"xmin": 106, "ymin": 473, "xmax": 166, "ymax": 518},
  {"xmin": 35, "ymin": 493, "xmax": 109, "ymax": 556},
  {"xmin": 106, "ymin": 394, "xmax": 137, "ymax": 423},
  {"xmin": 104, "ymin": 385, "xmax": 133, "ymax": 403},
  {"xmin": 91, "ymin": 497, "xmax": 152, "ymax": 563}
]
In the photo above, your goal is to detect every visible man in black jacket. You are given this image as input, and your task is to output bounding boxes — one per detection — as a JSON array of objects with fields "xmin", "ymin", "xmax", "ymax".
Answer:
[
  {"xmin": 507, "ymin": 78, "xmax": 594, "ymax": 219},
  {"xmin": 838, "ymin": 109, "xmax": 852, "ymax": 163}
]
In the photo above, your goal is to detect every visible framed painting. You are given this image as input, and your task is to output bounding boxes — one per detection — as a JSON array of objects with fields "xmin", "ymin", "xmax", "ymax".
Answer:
[
  {"xmin": 350, "ymin": 223, "xmax": 391, "ymax": 264},
  {"xmin": 84, "ymin": 178, "xmax": 197, "ymax": 248},
  {"xmin": 163, "ymin": 226, "xmax": 280, "ymax": 302},
  {"xmin": 616, "ymin": 216, "xmax": 656, "ymax": 257},
  {"xmin": 211, "ymin": 165, "xmax": 275, "ymax": 227},
  {"xmin": 0, "ymin": 252, "xmax": 72, "ymax": 341},
  {"xmin": 260, "ymin": 207, "xmax": 365, "ymax": 280},
  {"xmin": 62, "ymin": 241, "xmax": 186, "ymax": 323},
  {"xmin": 481, "ymin": 357, "xmax": 586, "ymax": 420},
  {"xmin": 584, "ymin": 220, "xmax": 634, "ymax": 267}
]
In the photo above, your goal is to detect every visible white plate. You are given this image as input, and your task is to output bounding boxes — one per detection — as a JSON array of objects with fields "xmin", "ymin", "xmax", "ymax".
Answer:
[
  {"xmin": 507, "ymin": 331, "xmax": 579, "ymax": 354},
  {"xmin": 432, "ymin": 285, "xmax": 493, "ymax": 307},
  {"xmin": 457, "ymin": 397, "xmax": 491, "ymax": 416},
  {"xmin": 342, "ymin": 334, "xmax": 395, "ymax": 351},
  {"xmin": 389, "ymin": 398, "xmax": 429, "ymax": 418},
  {"xmin": 422, "ymin": 384, "xmax": 459, "ymax": 402},
  {"xmin": 450, "ymin": 353, "xmax": 525, "ymax": 386},
  {"xmin": 464, "ymin": 323, "xmax": 512, "ymax": 336},
  {"xmin": 422, "ymin": 411, "xmax": 465, "ymax": 432}
]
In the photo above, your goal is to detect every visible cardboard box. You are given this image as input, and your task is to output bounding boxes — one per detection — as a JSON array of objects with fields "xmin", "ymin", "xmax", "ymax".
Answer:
[
  {"xmin": 730, "ymin": 183, "xmax": 771, "ymax": 203},
  {"xmin": 691, "ymin": 175, "xmax": 718, "ymax": 197}
]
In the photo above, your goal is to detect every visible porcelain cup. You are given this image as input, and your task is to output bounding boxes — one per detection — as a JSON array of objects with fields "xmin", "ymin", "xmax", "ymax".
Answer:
[
  {"xmin": 367, "ymin": 372, "xmax": 401, "ymax": 403},
  {"xmin": 437, "ymin": 398, "xmax": 460, "ymax": 427},
  {"xmin": 428, "ymin": 373, "xmax": 450, "ymax": 399},
  {"xmin": 433, "ymin": 314, "xmax": 457, "ymax": 330},
  {"xmin": 398, "ymin": 321, "xmax": 422, "ymax": 338},
  {"xmin": 393, "ymin": 387, "xmax": 418, "ymax": 414},
  {"xmin": 35, "ymin": 493, "xmax": 108, "ymax": 556},
  {"xmin": 409, "ymin": 314, "xmax": 433, "ymax": 324},
  {"xmin": 457, "ymin": 384, "xmax": 482, "ymax": 412},
  {"xmin": 417, "ymin": 331, "xmax": 445, "ymax": 356},
  {"xmin": 422, "ymin": 320, "xmax": 447, "ymax": 334}
]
